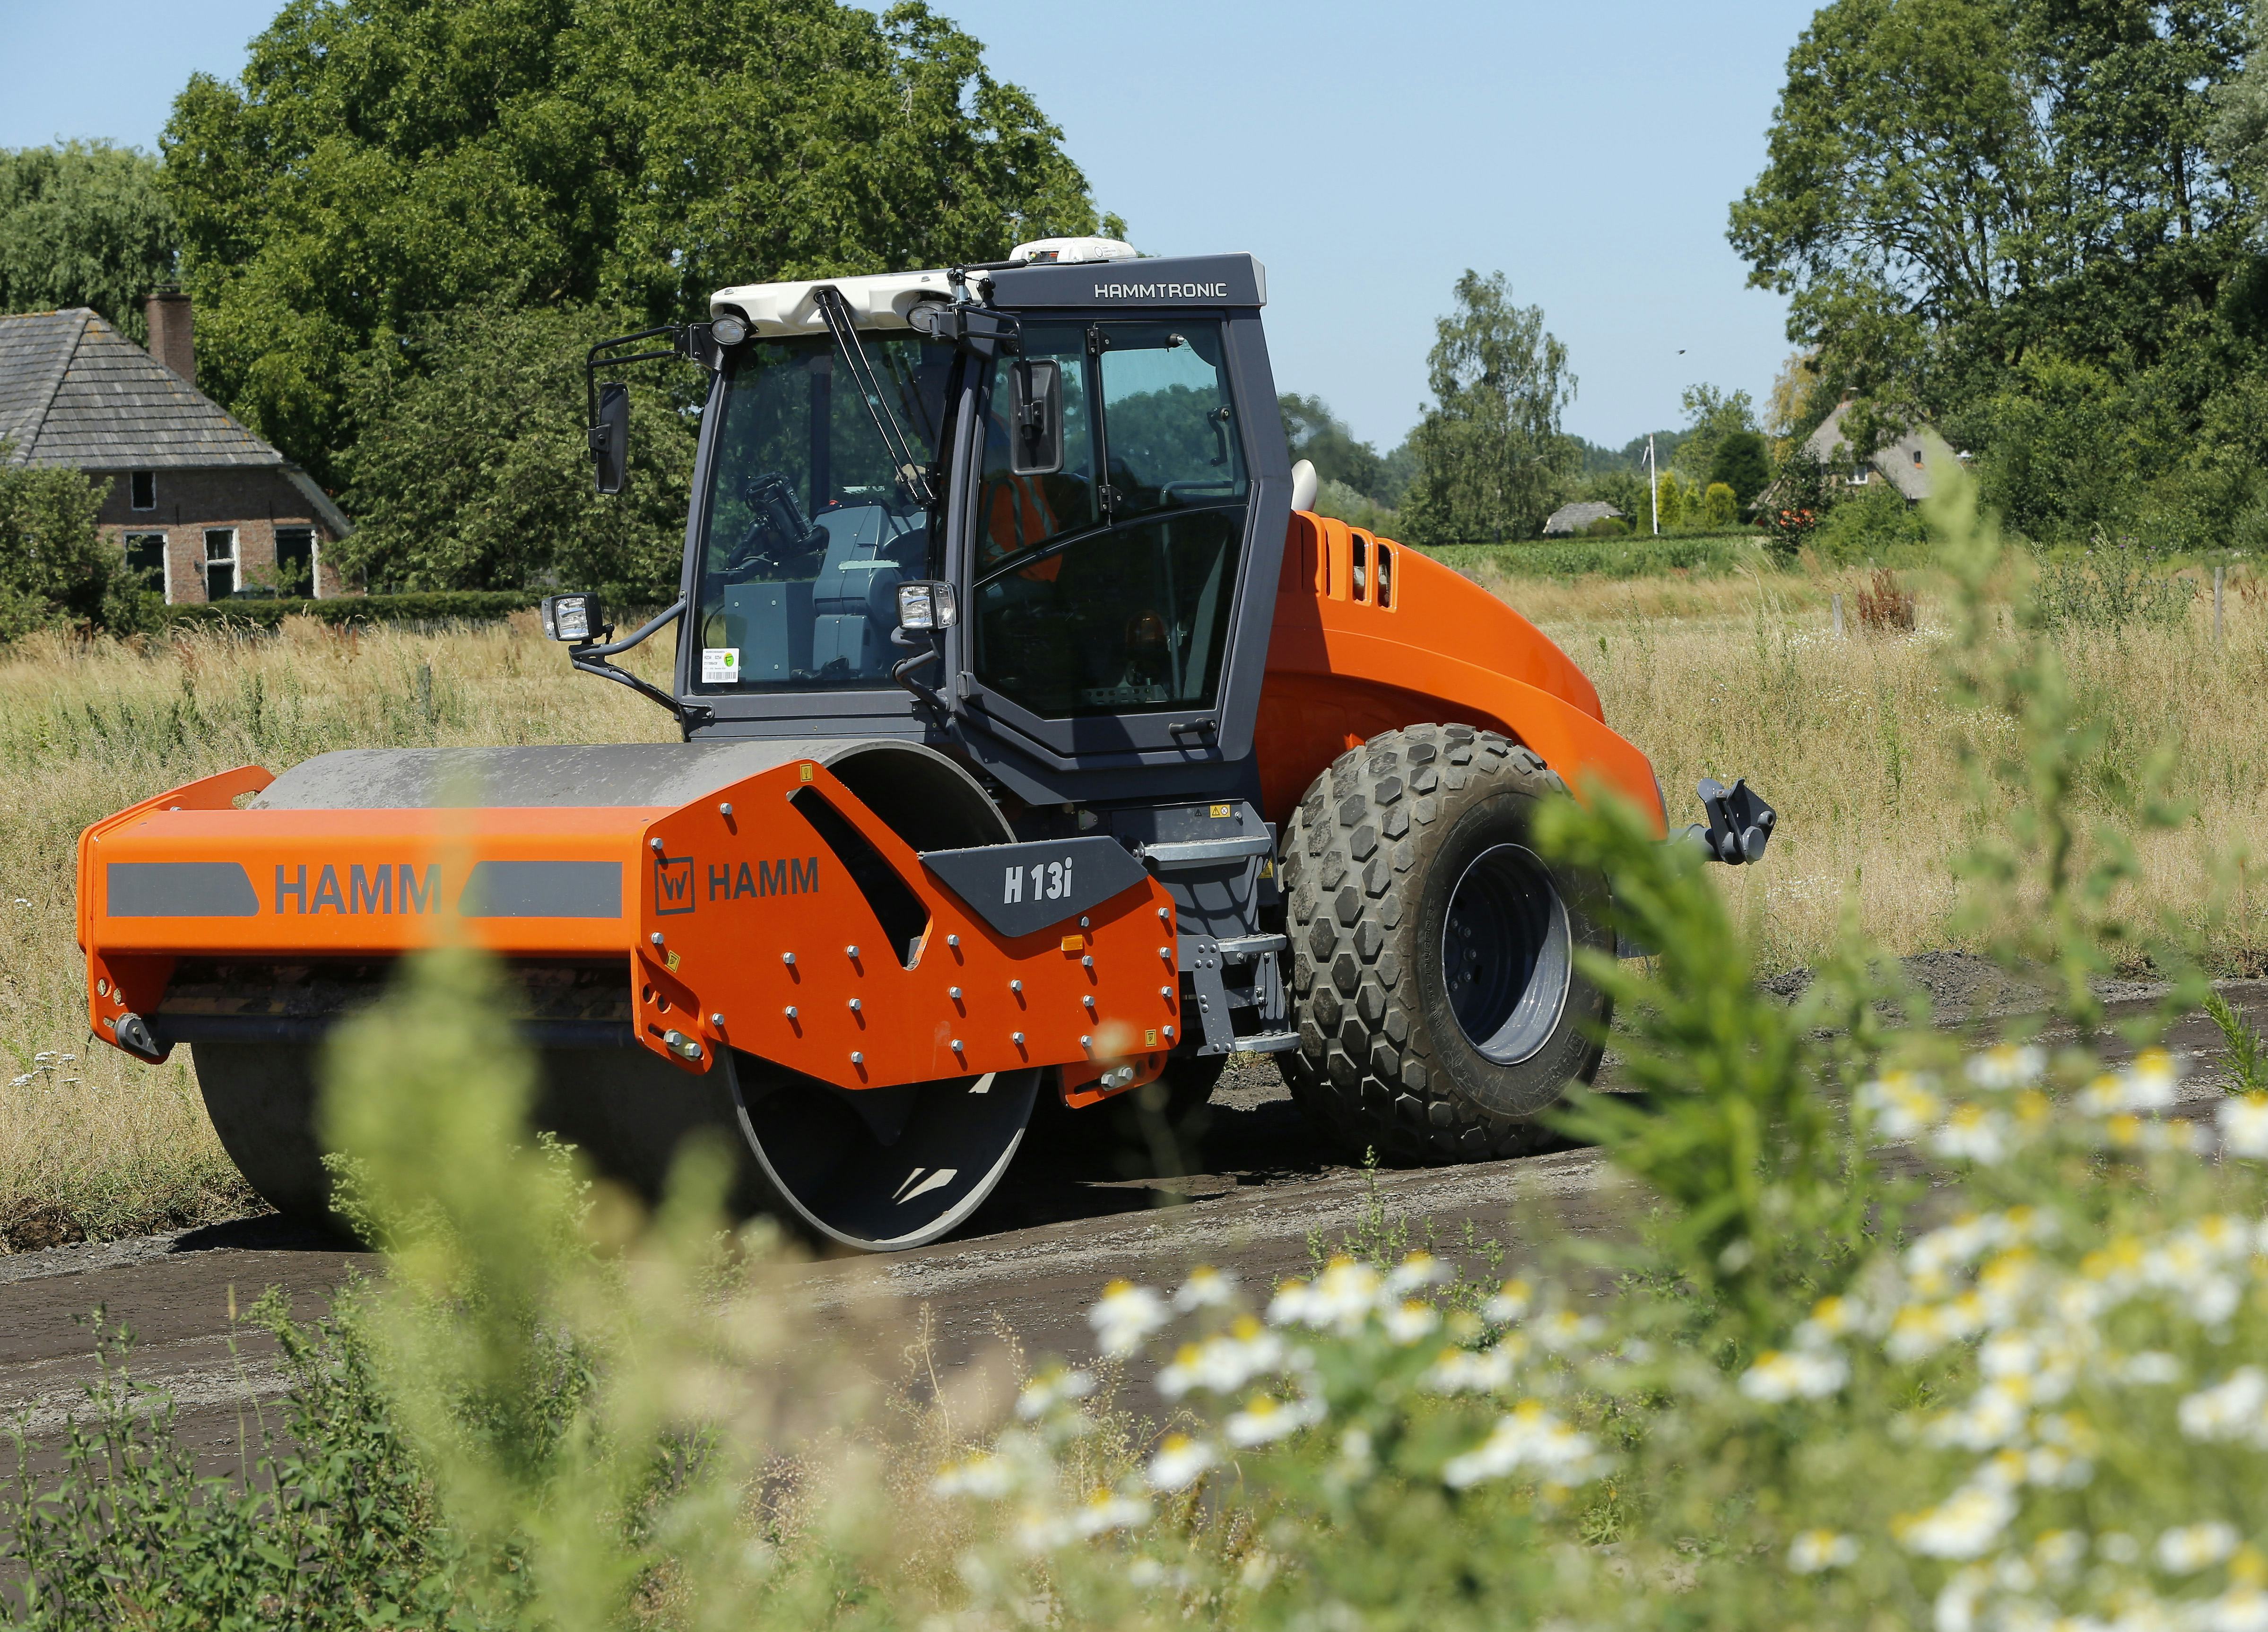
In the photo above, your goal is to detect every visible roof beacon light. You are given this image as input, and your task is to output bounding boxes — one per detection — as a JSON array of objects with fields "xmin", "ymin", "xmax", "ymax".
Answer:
[{"xmin": 1008, "ymin": 236, "xmax": 1139, "ymax": 267}]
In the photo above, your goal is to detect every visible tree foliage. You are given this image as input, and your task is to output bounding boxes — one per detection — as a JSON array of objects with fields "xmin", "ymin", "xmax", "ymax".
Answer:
[
  {"xmin": 1399, "ymin": 271, "xmax": 1577, "ymax": 545},
  {"xmin": 1279, "ymin": 394, "xmax": 1384, "ymax": 497},
  {"xmin": 161, "ymin": 0, "xmax": 1112, "ymax": 490},
  {"xmin": 1709, "ymin": 429, "xmax": 1773, "ymax": 508},
  {"xmin": 337, "ymin": 305, "xmax": 696, "ymax": 600},
  {"xmin": 0, "ymin": 143, "xmax": 177, "ymax": 345},
  {"xmin": 1733, "ymin": 0, "xmax": 2268, "ymax": 548}
]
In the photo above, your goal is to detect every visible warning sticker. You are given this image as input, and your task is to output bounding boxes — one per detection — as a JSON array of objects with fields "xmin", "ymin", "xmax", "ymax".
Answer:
[{"xmin": 700, "ymin": 648, "xmax": 740, "ymax": 685}]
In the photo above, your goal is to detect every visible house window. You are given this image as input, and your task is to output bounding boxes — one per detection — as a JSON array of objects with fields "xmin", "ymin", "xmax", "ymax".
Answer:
[
  {"xmin": 203, "ymin": 528, "xmax": 238, "ymax": 599},
  {"xmin": 130, "ymin": 471, "xmax": 156, "ymax": 511},
  {"xmin": 274, "ymin": 526, "xmax": 317, "ymax": 597},
  {"xmin": 123, "ymin": 532, "xmax": 168, "ymax": 601}
]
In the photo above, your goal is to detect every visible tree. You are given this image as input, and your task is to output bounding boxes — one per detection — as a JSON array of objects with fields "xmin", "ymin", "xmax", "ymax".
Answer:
[
  {"xmin": 0, "ymin": 143, "xmax": 177, "ymax": 344},
  {"xmin": 1670, "ymin": 383, "xmax": 1758, "ymax": 486},
  {"xmin": 1710, "ymin": 429, "xmax": 1773, "ymax": 509},
  {"xmin": 0, "ymin": 453, "xmax": 139, "ymax": 640},
  {"xmin": 1702, "ymin": 482, "xmax": 1740, "ymax": 529},
  {"xmin": 337, "ymin": 305, "xmax": 696, "ymax": 599},
  {"xmin": 1399, "ymin": 270, "xmax": 1577, "ymax": 545},
  {"xmin": 1732, "ymin": 0, "xmax": 2251, "ymax": 444},
  {"xmin": 1279, "ymin": 394, "xmax": 1386, "ymax": 497},
  {"xmin": 161, "ymin": 0, "xmax": 1112, "ymax": 487}
]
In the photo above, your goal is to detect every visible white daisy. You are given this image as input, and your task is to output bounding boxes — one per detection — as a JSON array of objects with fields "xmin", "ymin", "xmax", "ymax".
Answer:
[
  {"xmin": 1145, "ymin": 1432, "xmax": 1218, "ymax": 1492},
  {"xmin": 1788, "ymin": 1528, "xmax": 1860, "ymax": 1573},
  {"xmin": 2155, "ymin": 1522, "xmax": 2240, "ymax": 1573},
  {"xmin": 1088, "ymin": 1280, "xmax": 1169, "ymax": 1358}
]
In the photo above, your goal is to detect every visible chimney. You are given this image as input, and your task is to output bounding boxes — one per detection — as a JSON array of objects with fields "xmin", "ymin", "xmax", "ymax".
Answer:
[{"xmin": 146, "ymin": 288, "xmax": 196, "ymax": 387}]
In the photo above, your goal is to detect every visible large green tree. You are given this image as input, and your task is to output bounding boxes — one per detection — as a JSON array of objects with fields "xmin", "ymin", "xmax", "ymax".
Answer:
[
  {"xmin": 1733, "ymin": 0, "xmax": 2261, "ymax": 543},
  {"xmin": 161, "ymin": 0, "xmax": 1112, "ymax": 490},
  {"xmin": 0, "ymin": 143, "xmax": 177, "ymax": 343},
  {"xmin": 1399, "ymin": 271, "xmax": 1577, "ymax": 545},
  {"xmin": 338, "ymin": 304, "xmax": 698, "ymax": 599}
]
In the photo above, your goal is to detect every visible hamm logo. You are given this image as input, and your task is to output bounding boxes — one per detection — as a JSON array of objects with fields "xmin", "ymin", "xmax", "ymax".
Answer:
[{"xmin": 653, "ymin": 854, "xmax": 695, "ymax": 915}]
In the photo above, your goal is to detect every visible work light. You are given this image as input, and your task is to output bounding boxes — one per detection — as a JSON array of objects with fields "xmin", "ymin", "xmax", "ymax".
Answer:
[
  {"xmin": 541, "ymin": 593, "xmax": 605, "ymax": 643},
  {"xmin": 896, "ymin": 581, "xmax": 958, "ymax": 632}
]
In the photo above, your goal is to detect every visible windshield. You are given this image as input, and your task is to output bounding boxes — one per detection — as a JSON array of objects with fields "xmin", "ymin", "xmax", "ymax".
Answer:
[{"xmin": 691, "ymin": 332, "xmax": 955, "ymax": 692}]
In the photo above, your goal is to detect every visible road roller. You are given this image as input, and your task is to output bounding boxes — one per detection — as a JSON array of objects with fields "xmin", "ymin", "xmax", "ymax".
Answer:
[{"xmin": 76, "ymin": 237, "xmax": 1774, "ymax": 1251}]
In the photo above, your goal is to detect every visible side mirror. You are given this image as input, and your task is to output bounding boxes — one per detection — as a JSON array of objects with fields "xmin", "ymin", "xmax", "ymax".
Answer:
[
  {"xmin": 541, "ymin": 592, "xmax": 607, "ymax": 643},
  {"xmin": 588, "ymin": 382, "xmax": 630, "ymax": 495},
  {"xmin": 1008, "ymin": 359, "xmax": 1063, "ymax": 476},
  {"xmin": 896, "ymin": 580, "xmax": 958, "ymax": 631}
]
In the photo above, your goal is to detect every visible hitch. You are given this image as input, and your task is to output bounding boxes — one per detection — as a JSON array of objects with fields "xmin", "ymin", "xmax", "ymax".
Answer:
[{"xmin": 1685, "ymin": 777, "xmax": 1776, "ymax": 866}]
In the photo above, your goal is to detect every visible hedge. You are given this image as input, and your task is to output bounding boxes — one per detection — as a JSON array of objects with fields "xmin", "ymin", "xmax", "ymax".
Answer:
[{"xmin": 158, "ymin": 590, "xmax": 549, "ymax": 630}]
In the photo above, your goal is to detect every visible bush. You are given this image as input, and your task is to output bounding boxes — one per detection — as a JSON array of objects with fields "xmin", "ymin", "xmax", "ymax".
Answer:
[
  {"xmin": 0, "ymin": 455, "xmax": 147, "ymax": 641},
  {"xmin": 158, "ymin": 590, "xmax": 550, "ymax": 631},
  {"xmin": 1702, "ymin": 481, "xmax": 1739, "ymax": 528},
  {"xmin": 2034, "ymin": 539, "xmax": 2198, "ymax": 633},
  {"xmin": 1813, "ymin": 478, "xmax": 1929, "ymax": 561}
]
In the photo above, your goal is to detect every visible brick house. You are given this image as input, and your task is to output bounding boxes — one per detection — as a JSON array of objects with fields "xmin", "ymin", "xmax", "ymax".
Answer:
[{"xmin": 0, "ymin": 292, "xmax": 352, "ymax": 602}]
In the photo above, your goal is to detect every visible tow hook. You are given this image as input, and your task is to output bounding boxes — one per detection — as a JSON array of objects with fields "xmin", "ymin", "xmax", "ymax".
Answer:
[{"xmin": 1685, "ymin": 777, "xmax": 1776, "ymax": 866}]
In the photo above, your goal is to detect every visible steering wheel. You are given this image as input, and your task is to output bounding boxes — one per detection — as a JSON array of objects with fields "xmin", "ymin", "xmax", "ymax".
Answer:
[{"xmin": 722, "ymin": 472, "xmax": 830, "ymax": 582}]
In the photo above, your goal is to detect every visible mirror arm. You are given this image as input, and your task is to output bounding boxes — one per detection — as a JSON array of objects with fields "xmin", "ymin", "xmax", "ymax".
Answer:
[
  {"xmin": 565, "ymin": 598, "xmax": 714, "ymax": 736},
  {"xmin": 887, "ymin": 627, "xmax": 949, "ymax": 715}
]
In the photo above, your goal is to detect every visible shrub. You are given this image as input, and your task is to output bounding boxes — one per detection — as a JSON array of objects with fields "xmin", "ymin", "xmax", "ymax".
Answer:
[
  {"xmin": 1702, "ymin": 480, "xmax": 1739, "ymax": 528},
  {"xmin": 0, "ymin": 454, "xmax": 146, "ymax": 641},
  {"xmin": 1813, "ymin": 477, "xmax": 1929, "ymax": 561},
  {"xmin": 2035, "ymin": 538, "xmax": 2198, "ymax": 633},
  {"xmin": 1856, "ymin": 568, "xmax": 1917, "ymax": 631},
  {"xmin": 158, "ymin": 590, "xmax": 550, "ymax": 631}
]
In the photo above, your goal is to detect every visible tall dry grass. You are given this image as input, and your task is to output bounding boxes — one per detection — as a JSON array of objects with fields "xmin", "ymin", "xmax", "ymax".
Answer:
[
  {"xmin": 1500, "ymin": 560, "xmax": 2268, "ymax": 978},
  {"xmin": 0, "ymin": 614, "xmax": 675, "ymax": 1248}
]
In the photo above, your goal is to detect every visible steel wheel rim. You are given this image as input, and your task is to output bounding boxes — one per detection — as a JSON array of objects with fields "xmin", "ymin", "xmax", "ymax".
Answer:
[{"xmin": 1441, "ymin": 842, "xmax": 1571, "ymax": 1067}]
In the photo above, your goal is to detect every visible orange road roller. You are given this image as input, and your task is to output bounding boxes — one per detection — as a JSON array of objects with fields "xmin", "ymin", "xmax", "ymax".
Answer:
[{"xmin": 77, "ymin": 238, "xmax": 1773, "ymax": 1250}]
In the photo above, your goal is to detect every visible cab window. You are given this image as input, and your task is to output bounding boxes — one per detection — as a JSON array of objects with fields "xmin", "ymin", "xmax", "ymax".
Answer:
[{"xmin": 971, "ymin": 319, "xmax": 1247, "ymax": 719}]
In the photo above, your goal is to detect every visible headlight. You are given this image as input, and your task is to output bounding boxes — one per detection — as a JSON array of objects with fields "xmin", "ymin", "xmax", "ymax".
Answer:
[
  {"xmin": 541, "ymin": 592, "xmax": 604, "ymax": 643},
  {"xmin": 711, "ymin": 313, "xmax": 749, "ymax": 347},
  {"xmin": 895, "ymin": 581, "xmax": 958, "ymax": 631}
]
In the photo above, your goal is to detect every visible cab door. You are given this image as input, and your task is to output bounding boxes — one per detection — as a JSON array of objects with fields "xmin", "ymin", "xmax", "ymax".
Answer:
[{"xmin": 956, "ymin": 317, "xmax": 1253, "ymax": 762}]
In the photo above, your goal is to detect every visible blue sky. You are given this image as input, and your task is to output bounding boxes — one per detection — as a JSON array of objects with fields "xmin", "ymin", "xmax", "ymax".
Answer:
[{"xmin": 1, "ymin": 0, "xmax": 1818, "ymax": 453}]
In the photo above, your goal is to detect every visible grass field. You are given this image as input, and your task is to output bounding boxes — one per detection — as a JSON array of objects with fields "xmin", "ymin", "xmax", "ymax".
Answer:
[{"xmin": 2, "ymin": 558, "xmax": 2262, "ymax": 1248}]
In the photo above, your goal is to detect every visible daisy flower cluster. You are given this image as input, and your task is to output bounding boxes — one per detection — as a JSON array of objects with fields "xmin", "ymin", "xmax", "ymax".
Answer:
[
  {"xmin": 931, "ymin": 1250, "xmax": 1622, "ymax": 1566},
  {"xmin": 1755, "ymin": 1043, "xmax": 2268, "ymax": 1627}
]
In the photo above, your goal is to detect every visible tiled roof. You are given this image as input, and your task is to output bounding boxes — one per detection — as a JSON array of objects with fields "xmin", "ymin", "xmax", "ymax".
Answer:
[{"xmin": 0, "ymin": 307, "xmax": 283, "ymax": 470}]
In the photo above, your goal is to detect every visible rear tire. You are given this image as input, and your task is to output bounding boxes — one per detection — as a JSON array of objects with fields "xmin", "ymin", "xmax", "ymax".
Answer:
[{"xmin": 1279, "ymin": 724, "xmax": 1611, "ymax": 1163}]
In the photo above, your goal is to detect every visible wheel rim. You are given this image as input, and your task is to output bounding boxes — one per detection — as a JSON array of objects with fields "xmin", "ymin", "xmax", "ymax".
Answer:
[{"xmin": 1440, "ymin": 843, "xmax": 1572, "ymax": 1066}]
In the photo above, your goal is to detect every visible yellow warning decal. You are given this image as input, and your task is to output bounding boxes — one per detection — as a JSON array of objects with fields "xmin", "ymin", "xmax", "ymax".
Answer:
[
  {"xmin": 799, "ymin": 763, "xmax": 815, "ymax": 782},
  {"xmin": 1061, "ymin": 934, "xmax": 1086, "ymax": 952},
  {"xmin": 1145, "ymin": 1028, "xmax": 1159, "ymax": 1047},
  {"xmin": 1209, "ymin": 803, "xmax": 1232, "ymax": 818},
  {"xmin": 665, "ymin": 950, "xmax": 681, "ymax": 972}
]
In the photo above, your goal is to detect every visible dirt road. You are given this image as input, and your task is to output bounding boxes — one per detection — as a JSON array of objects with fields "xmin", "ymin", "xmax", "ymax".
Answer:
[{"xmin": 5, "ymin": 968, "xmax": 2259, "ymax": 1480}]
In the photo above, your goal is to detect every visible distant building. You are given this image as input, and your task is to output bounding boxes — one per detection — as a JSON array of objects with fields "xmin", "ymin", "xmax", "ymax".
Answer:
[
  {"xmin": 1542, "ymin": 500, "xmax": 1625, "ymax": 536},
  {"xmin": 1803, "ymin": 399, "xmax": 1964, "ymax": 502},
  {"xmin": 0, "ymin": 293, "xmax": 351, "ymax": 603}
]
